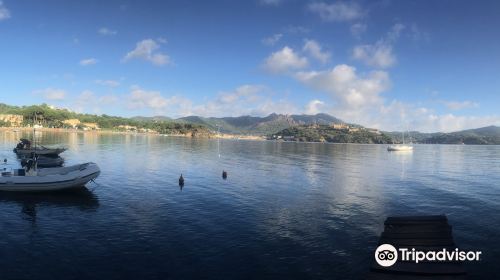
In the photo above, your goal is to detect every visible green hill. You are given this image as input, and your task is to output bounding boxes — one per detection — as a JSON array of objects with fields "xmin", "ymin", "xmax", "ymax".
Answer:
[
  {"xmin": 271, "ymin": 125, "xmax": 393, "ymax": 144},
  {"xmin": 0, "ymin": 103, "xmax": 210, "ymax": 135},
  {"xmin": 421, "ymin": 126, "xmax": 500, "ymax": 144},
  {"xmin": 385, "ymin": 126, "xmax": 500, "ymax": 145},
  {"xmin": 176, "ymin": 113, "xmax": 344, "ymax": 135},
  {"xmin": 2, "ymin": 103, "xmax": 498, "ymax": 144}
]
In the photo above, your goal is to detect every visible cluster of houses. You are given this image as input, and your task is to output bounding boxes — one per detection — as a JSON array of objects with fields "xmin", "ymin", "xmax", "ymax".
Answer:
[
  {"xmin": 0, "ymin": 114, "xmax": 24, "ymax": 127},
  {"xmin": 0, "ymin": 114, "xmax": 160, "ymax": 133},
  {"xmin": 62, "ymin": 119, "xmax": 100, "ymax": 130},
  {"xmin": 331, "ymin": 123, "xmax": 381, "ymax": 134},
  {"xmin": 0, "ymin": 114, "xmax": 101, "ymax": 130},
  {"xmin": 117, "ymin": 125, "xmax": 157, "ymax": 133}
]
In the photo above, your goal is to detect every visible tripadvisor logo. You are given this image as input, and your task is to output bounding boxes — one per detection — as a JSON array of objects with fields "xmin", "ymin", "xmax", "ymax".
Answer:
[
  {"xmin": 375, "ymin": 244, "xmax": 398, "ymax": 267},
  {"xmin": 375, "ymin": 244, "xmax": 482, "ymax": 267}
]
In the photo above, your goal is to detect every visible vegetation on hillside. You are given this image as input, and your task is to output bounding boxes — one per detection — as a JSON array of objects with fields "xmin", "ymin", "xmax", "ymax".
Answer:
[
  {"xmin": 271, "ymin": 125, "xmax": 394, "ymax": 144},
  {"xmin": 176, "ymin": 113, "xmax": 344, "ymax": 135},
  {"xmin": 1, "ymin": 103, "xmax": 499, "ymax": 144},
  {"xmin": 0, "ymin": 103, "xmax": 211, "ymax": 135},
  {"xmin": 385, "ymin": 126, "xmax": 500, "ymax": 145}
]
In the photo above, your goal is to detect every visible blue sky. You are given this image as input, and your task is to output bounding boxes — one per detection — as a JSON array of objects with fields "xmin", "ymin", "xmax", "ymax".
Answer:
[{"xmin": 0, "ymin": 0, "xmax": 499, "ymax": 132}]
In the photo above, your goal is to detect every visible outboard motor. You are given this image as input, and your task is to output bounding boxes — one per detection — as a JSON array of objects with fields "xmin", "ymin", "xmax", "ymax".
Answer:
[{"xmin": 26, "ymin": 159, "xmax": 34, "ymax": 172}]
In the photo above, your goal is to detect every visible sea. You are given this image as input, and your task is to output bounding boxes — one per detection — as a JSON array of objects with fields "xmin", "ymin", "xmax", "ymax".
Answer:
[{"xmin": 0, "ymin": 130, "xmax": 498, "ymax": 279}]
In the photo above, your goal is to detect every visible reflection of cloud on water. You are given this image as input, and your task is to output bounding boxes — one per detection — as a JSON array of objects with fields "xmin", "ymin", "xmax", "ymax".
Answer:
[
  {"xmin": 387, "ymin": 149, "xmax": 413, "ymax": 179},
  {"xmin": 256, "ymin": 144, "xmax": 392, "ymax": 246}
]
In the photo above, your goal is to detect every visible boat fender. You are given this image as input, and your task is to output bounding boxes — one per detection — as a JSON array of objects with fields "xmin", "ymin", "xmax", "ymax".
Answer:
[{"xmin": 179, "ymin": 174, "xmax": 184, "ymax": 186}]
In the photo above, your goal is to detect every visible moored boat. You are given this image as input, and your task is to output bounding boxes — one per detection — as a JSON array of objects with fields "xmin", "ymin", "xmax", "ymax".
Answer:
[
  {"xmin": 388, "ymin": 127, "xmax": 413, "ymax": 152},
  {"xmin": 0, "ymin": 162, "xmax": 100, "ymax": 192},
  {"xmin": 387, "ymin": 145, "xmax": 414, "ymax": 151},
  {"xmin": 21, "ymin": 156, "xmax": 64, "ymax": 168},
  {"xmin": 13, "ymin": 139, "xmax": 66, "ymax": 157}
]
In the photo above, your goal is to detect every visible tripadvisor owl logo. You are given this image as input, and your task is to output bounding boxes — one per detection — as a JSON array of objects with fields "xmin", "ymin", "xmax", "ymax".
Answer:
[{"xmin": 375, "ymin": 244, "xmax": 398, "ymax": 267}]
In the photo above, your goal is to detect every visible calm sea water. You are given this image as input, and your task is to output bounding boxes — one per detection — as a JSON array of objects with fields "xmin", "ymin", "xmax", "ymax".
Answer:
[{"xmin": 0, "ymin": 131, "xmax": 498, "ymax": 279}]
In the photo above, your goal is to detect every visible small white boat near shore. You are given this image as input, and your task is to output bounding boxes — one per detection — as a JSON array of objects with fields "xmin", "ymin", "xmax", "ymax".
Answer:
[
  {"xmin": 387, "ymin": 145, "xmax": 414, "ymax": 151},
  {"xmin": 0, "ymin": 163, "xmax": 100, "ymax": 192},
  {"xmin": 388, "ymin": 126, "xmax": 414, "ymax": 152}
]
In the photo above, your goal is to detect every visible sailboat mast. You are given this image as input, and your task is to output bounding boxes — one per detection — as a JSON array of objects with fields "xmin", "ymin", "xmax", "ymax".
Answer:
[{"xmin": 217, "ymin": 124, "xmax": 221, "ymax": 158}]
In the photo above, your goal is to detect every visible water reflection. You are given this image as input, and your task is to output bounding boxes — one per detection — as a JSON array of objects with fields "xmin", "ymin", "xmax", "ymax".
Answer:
[
  {"xmin": 0, "ymin": 131, "xmax": 498, "ymax": 279},
  {"xmin": 387, "ymin": 149, "xmax": 413, "ymax": 179},
  {"xmin": 0, "ymin": 187, "xmax": 99, "ymax": 222}
]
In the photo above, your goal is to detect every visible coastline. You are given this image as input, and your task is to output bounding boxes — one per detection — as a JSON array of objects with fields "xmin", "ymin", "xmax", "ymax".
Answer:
[{"xmin": 0, "ymin": 127, "xmax": 266, "ymax": 141}]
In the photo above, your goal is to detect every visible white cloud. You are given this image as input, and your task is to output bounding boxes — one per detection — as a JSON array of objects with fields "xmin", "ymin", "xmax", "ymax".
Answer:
[
  {"xmin": 285, "ymin": 25, "xmax": 310, "ymax": 34},
  {"xmin": 444, "ymin": 100, "xmax": 479, "ymax": 110},
  {"xmin": 308, "ymin": 1, "xmax": 363, "ymax": 22},
  {"xmin": 0, "ymin": 1, "xmax": 10, "ymax": 21},
  {"xmin": 263, "ymin": 46, "xmax": 308, "ymax": 73},
  {"xmin": 387, "ymin": 23, "xmax": 405, "ymax": 42},
  {"xmin": 262, "ymin": 33, "xmax": 283, "ymax": 46},
  {"xmin": 126, "ymin": 86, "xmax": 189, "ymax": 116},
  {"xmin": 352, "ymin": 23, "xmax": 404, "ymax": 68},
  {"xmin": 95, "ymin": 79, "xmax": 120, "ymax": 87},
  {"xmin": 352, "ymin": 41, "xmax": 396, "ymax": 68},
  {"xmin": 296, "ymin": 64, "xmax": 390, "ymax": 110},
  {"xmin": 80, "ymin": 58, "xmax": 98, "ymax": 66},
  {"xmin": 260, "ymin": 0, "xmax": 283, "ymax": 6},
  {"xmin": 372, "ymin": 101, "xmax": 499, "ymax": 132},
  {"xmin": 409, "ymin": 23, "xmax": 430, "ymax": 42},
  {"xmin": 128, "ymin": 86, "xmax": 171, "ymax": 110},
  {"xmin": 303, "ymin": 39, "xmax": 331, "ymax": 64},
  {"xmin": 73, "ymin": 90, "xmax": 118, "ymax": 113},
  {"xmin": 350, "ymin": 23, "xmax": 366, "ymax": 38},
  {"xmin": 123, "ymin": 39, "xmax": 171, "ymax": 66},
  {"xmin": 34, "ymin": 88, "xmax": 67, "ymax": 101},
  {"xmin": 124, "ymin": 84, "xmax": 299, "ymax": 118},
  {"xmin": 305, "ymin": 99, "xmax": 325, "ymax": 114},
  {"xmin": 98, "ymin": 27, "xmax": 117, "ymax": 36},
  {"xmin": 293, "ymin": 64, "xmax": 497, "ymax": 132},
  {"xmin": 417, "ymin": 114, "xmax": 500, "ymax": 133},
  {"xmin": 190, "ymin": 85, "xmax": 298, "ymax": 117}
]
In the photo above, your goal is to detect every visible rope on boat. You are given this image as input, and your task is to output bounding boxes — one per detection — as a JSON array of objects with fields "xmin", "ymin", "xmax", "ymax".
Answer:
[{"xmin": 89, "ymin": 179, "xmax": 103, "ymax": 192}]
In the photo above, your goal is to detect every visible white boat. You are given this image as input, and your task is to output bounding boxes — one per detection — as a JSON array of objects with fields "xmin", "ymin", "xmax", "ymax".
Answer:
[
  {"xmin": 387, "ymin": 145, "xmax": 413, "ymax": 151},
  {"xmin": 388, "ymin": 127, "xmax": 413, "ymax": 152},
  {"xmin": 0, "ymin": 163, "xmax": 100, "ymax": 192}
]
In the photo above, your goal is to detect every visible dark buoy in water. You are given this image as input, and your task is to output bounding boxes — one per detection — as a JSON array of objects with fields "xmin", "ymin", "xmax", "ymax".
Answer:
[
  {"xmin": 3, "ymin": 158, "xmax": 6, "ymax": 164},
  {"xmin": 179, "ymin": 174, "xmax": 184, "ymax": 186},
  {"xmin": 222, "ymin": 170, "xmax": 227, "ymax": 180}
]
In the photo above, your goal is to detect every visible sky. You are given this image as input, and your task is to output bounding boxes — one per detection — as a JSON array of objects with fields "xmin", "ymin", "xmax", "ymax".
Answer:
[{"xmin": 0, "ymin": 0, "xmax": 499, "ymax": 132}]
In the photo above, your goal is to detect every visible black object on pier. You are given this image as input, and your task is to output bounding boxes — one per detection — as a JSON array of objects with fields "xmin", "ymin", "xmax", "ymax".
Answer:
[{"xmin": 367, "ymin": 215, "xmax": 467, "ymax": 280}]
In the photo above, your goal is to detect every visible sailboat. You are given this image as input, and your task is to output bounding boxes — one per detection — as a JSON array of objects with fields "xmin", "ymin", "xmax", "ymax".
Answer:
[{"xmin": 388, "ymin": 129, "xmax": 413, "ymax": 152}]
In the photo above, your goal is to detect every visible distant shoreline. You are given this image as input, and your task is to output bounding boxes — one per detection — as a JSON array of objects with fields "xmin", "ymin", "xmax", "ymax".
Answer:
[
  {"xmin": 2, "ymin": 127, "xmax": 498, "ymax": 145},
  {"xmin": 0, "ymin": 127, "xmax": 266, "ymax": 141}
]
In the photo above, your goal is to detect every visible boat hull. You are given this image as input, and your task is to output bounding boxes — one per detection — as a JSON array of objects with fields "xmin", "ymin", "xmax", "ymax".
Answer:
[
  {"xmin": 14, "ymin": 148, "xmax": 66, "ymax": 157},
  {"xmin": 0, "ymin": 163, "xmax": 100, "ymax": 192},
  {"xmin": 387, "ymin": 145, "xmax": 414, "ymax": 151}
]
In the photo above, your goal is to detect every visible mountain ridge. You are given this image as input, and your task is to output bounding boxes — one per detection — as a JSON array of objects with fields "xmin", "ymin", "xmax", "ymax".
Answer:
[
  {"xmin": 171, "ymin": 113, "xmax": 344, "ymax": 134},
  {"xmin": 1, "ymin": 103, "xmax": 499, "ymax": 143}
]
